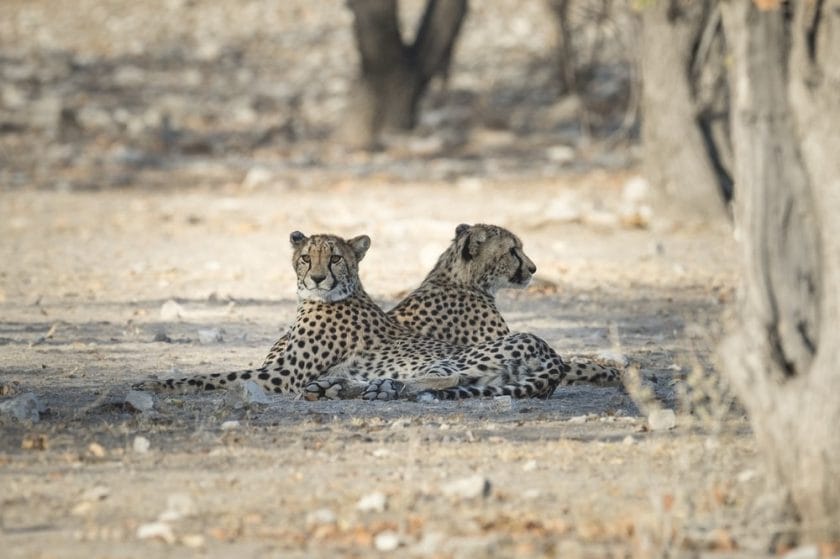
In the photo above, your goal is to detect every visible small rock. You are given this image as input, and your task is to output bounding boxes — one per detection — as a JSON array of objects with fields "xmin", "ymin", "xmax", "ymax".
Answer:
[
  {"xmin": 125, "ymin": 390, "xmax": 154, "ymax": 413},
  {"xmin": 567, "ymin": 415, "xmax": 588, "ymax": 424},
  {"xmin": 374, "ymin": 531, "xmax": 400, "ymax": 552},
  {"xmin": 622, "ymin": 435, "xmax": 635, "ymax": 445},
  {"xmin": 306, "ymin": 508, "xmax": 336, "ymax": 526},
  {"xmin": 648, "ymin": 409, "xmax": 677, "ymax": 431},
  {"xmin": 223, "ymin": 380, "xmax": 270, "ymax": 409},
  {"xmin": 783, "ymin": 546, "xmax": 819, "ymax": 559},
  {"xmin": 136, "ymin": 521, "xmax": 175, "ymax": 544},
  {"xmin": 88, "ymin": 442, "xmax": 107, "ymax": 458},
  {"xmin": 441, "ymin": 475, "xmax": 491, "ymax": 500},
  {"xmin": 356, "ymin": 492, "xmax": 388, "ymax": 513},
  {"xmin": 0, "ymin": 392, "xmax": 44, "ymax": 423},
  {"xmin": 546, "ymin": 145, "xmax": 575, "ymax": 163},
  {"xmin": 197, "ymin": 328, "xmax": 223, "ymax": 345},
  {"xmin": 160, "ymin": 300, "xmax": 184, "ymax": 321},
  {"xmin": 522, "ymin": 460, "xmax": 537, "ymax": 472},
  {"xmin": 622, "ymin": 176, "xmax": 651, "ymax": 204},
  {"xmin": 737, "ymin": 469, "xmax": 757, "ymax": 483},
  {"xmin": 239, "ymin": 380, "xmax": 270, "ymax": 405},
  {"xmin": 181, "ymin": 534, "xmax": 205, "ymax": 548},
  {"xmin": 220, "ymin": 420, "xmax": 240, "ymax": 431},
  {"xmin": 133, "ymin": 436, "xmax": 151, "ymax": 454}
]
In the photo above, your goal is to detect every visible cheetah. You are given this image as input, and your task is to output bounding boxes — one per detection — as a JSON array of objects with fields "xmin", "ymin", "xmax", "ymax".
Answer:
[
  {"xmin": 255, "ymin": 223, "xmax": 532, "ymax": 369},
  {"xmin": 134, "ymin": 232, "xmax": 621, "ymax": 400},
  {"xmin": 388, "ymin": 223, "xmax": 534, "ymax": 345}
]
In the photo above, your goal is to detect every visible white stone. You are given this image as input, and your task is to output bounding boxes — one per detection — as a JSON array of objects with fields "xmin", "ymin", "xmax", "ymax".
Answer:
[
  {"xmin": 239, "ymin": 380, "xmax": 270, "ymax": 405},
  {"xmin": 622, "ymin": 435, "xmax": 635, "ymax": 446},
  {"xmin": 306, "ymin": 508, "xmax": 336, "ymax": 526},
  {"xmin": 522, "ymin": 460, "xmax": 538, "ymax": 472},
  {"xmin": 132, "ymin": 436, "xmax": 151, "ymax": 454},
  {"xmin": 224, "ymin": 381, "xmax": 270, "ymax": 410},
  {"xmin": 181, "ymin": 534, "xmax": 205, "ymax": 548},
  {"xmin": 567, "ymin": 415, "xmax": 588, "ymax": 424},
  {"xmin": 197, "ymin": 328, "xmax": 223, "ymax": 345},
  {"xmin": 136, "ymin": 521, "xmax": 175, "ymax": 543},
  {"xmin": 546, "ymin": 145, "xmax": 575, "ymax": 163},
  {"xmin": 374, "ymin": 530, "xmax": 400, "ymax": 552},
  {"xmin": 0, "ymin": 393, "xmax": 44, "ymax": 423},
  {"xmin": 783, "ymin": 546, "xmax": 819, "ymax": 559},
  {"xmin": 648, "ymin": 409, "xmax": 677, "ymax": 431},
  {"xmin": 622, "ymin": 176, "xmax": 651, "ymax": 204},
  {"xmin": 125, "ymin": 390, "xmax": 154, "ymax": 412},
  {"xmin": 160, "ymin": 299, "xmax": 184, "ymax": 321},
  {"xmin": 441, "ymin": 475, "xmax": 491, "ymax": 500},
  {"xmin": 220, "ymin": 420, "xmax": 240, "ymax": 431},
  {"xmin": 356, "ymin": 492, "xmax": 388, "ymax": 513}
]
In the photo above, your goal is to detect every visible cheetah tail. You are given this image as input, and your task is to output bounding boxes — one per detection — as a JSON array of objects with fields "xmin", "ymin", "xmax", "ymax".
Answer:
[{"xmin": 131, "ymin": 367, "xmax": 267, "ymax": 393}]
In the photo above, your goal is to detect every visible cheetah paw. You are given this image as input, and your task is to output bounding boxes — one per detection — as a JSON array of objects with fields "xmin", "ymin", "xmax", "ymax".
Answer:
[
  {"xmin": 362, "ymin": 378, "xmax": 405, "ymax": 401},
  {"xmin": 303, "ymin": 378, "xmax": 349, "ymax": 400}
]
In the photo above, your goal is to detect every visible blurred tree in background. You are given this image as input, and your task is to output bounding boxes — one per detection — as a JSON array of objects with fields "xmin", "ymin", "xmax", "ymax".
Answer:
[
  {"xmin": 341, "ymin": 0, "xmax": 467, "ymax": 147},
  {"xmin": 638, "ymin": 0, "xmax": 731, "ymax": 218}
]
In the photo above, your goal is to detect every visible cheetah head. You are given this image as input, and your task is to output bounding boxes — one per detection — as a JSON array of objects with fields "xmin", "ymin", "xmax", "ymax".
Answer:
[
  {"xmin": 290, "ymin": 231, "xmax": 371, "ymax": 302},
  {"xmin": 451, "ymin": 223, "xmax": 537, "ymax": 293}
]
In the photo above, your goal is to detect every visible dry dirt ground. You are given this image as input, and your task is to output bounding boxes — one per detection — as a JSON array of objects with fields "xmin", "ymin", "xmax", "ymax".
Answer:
[
  {"xmin": 1, "ymin": 179, "xmax": 771, "ymax": 559},
  {"xmin": 0, "ymin": 1, "xmax": 784, "ymax": 557}
]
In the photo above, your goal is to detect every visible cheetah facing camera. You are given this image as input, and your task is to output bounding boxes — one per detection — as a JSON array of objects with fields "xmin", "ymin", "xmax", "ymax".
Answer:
[
  {"xmin": 256, "ymin": 223, "xmax": 537, "ymax": 369},
  {"xmin": 134, "ymin": 232, "xmax": 621, "ymax": 400}
]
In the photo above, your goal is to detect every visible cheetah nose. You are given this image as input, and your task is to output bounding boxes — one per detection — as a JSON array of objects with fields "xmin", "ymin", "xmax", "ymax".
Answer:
[
  {"xmin": 528, "ymin": 263, "xmax": 537, "ymax": 274},
  {"xmin": 311, "ymin": 273, "xmax": 327, "ymax": 285}
]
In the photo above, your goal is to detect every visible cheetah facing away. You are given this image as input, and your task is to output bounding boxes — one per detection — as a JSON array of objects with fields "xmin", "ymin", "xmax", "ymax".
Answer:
[
  {"xmin": 255, "ymin": 223, "xmax": 534, "ymax": 369},
  {"xmin": 134, "ymin": 232, "xmax": 621, "ymax": 400}
]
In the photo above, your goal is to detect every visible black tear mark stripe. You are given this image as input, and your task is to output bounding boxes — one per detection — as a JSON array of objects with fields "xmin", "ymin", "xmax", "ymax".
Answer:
[{"xmin": 461, "ymin": 234, "xmax": 473, "ymax": 261}]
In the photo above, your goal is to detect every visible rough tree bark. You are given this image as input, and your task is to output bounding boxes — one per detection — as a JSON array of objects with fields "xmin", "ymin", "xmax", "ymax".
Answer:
[
  {"xmin": 639, "ymin": 0, "xmax": 730, "ymax": 218},
  {"xmin": 342, "ymin": 0, "xmax": 467, "ymax": 147},
  {"xmin": 720, "ymin": 0, "xmax": 840, "ymax": 544}
]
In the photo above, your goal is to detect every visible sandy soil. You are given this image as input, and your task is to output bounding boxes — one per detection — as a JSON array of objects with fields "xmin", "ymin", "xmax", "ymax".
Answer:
[
  {"xmin": 0, "ymin": 178, "xmax": 774, "ymax": 558},
  {"xmin": 0, "ymin": 1, "xmax": 781, "ymax": 557}
]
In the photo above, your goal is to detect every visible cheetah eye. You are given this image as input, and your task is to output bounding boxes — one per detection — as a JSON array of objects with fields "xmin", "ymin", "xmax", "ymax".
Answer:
[
  {"xmin": 300, "ymin": 255, "xmax": 310, "ymax": 263},
  {"xmin": 330, "ymin": 255, "xmax": 342, "ymax": 264}
]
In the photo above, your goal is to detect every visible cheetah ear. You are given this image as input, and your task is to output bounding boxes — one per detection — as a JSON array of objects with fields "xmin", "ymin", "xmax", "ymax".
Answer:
[
  {"xmin": 460, "ymin": 228, "xmax": 488, "ymax": 262},
  {"xmin": 289, "ymin": 231, "xmax": 307, "ymax": 248},
  {"xmin": 348, "ymin": 235, "xmax": 371, "ymax": 261},
  {"xmin": 455, "ymin": 223, "xmax": 471, "ymax": 237}
]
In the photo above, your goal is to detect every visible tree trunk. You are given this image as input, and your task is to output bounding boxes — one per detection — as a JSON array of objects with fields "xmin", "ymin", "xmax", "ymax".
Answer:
[
  {"xmin": 342, "ymin": 0, "xmax": 467, "ymax": 147},
  {"xmin": 639, "ymin": 0, "xmax": 729, "ymax": 218},
  {"xmin": 720, "ymin": 0, "xmax": 840, "ymax": 544}
]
